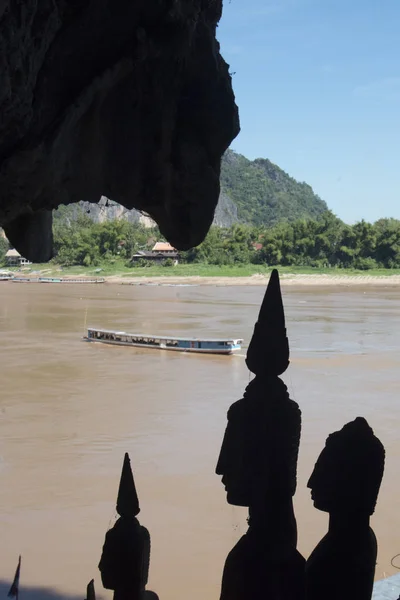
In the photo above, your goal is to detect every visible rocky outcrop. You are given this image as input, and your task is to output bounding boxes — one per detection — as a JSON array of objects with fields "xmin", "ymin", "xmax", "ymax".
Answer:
[
  {"xmin": 74, "ymin": 193, "xmax": 239, "ymax": 228},
  {"xmin": 213, "ymin": 191, "xmax": 238, "ymax": 227},
  {"xmin": 80, "ymin": 198, "xmax": 155, "ymax": 228},
  {"xmin": 0, "ymin": 0, "xmax": 239, "ymax": 261}
]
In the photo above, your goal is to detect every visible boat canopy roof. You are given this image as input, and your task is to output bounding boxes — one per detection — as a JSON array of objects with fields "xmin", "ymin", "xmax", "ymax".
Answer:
[{"xmin": 87, "ymin": 327, "xmax": 243, "ymax": 344}]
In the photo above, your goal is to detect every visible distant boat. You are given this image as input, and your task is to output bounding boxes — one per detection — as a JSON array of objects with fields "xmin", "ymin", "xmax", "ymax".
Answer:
[
  {"xmin": 12, "ymin": 277, "xmax": 105, "ymax": 284},
  {"xmin": 121, "ymin": 282, "xmax": 197, "ymax": 287},
  {"xmin": 38, "ymin": 277, "xmax": 105, "ymax": 284},
  {"xmin": 12, "ymin": 277, "xmax": 38, "ymax": 283},
  {"xmin": 83, "ymin": 327, "xmax": 243, "ymax": 355}
]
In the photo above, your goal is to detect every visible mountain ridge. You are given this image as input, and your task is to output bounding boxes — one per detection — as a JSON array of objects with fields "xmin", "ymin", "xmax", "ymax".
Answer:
[{"xmin": 220, "ymin": 149, "xmax": 328, "ymax": 225}]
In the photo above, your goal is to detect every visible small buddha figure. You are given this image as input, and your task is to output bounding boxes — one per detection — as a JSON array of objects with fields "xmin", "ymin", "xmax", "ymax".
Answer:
[
  {"xmin": 306, "ymin": 417, "xmax": 385, "ymax": 600},
  {"xmin": 216, "ymin": 269, "xmax": 305, "ymax": 600},
  {"xmin": 99, "ymin": 453, "xmax": 151, "ymax": 600}
]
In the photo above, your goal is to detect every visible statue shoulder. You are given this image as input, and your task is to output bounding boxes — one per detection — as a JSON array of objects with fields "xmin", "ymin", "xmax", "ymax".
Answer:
[{"xmin": 227, "ymin": 398, "xmax": 246, "ymax": 420}]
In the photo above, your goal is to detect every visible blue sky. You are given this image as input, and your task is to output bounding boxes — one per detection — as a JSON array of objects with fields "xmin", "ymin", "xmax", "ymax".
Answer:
[{"xmin": 217, "ymin": 0, "xmax": 400, "ymax": 223}]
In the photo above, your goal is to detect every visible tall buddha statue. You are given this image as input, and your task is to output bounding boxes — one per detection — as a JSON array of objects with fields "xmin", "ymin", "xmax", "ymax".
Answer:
[
  {"xmin": 98, "ymin": 453, "xmax": 151, "ymax": 600},
  {"xmin": 216, "ymin": 269, "xmax": 305, "ymax": 600},
  {"xmin": 306, "ymin": 417, "xmax": 385, "ymax": 600}
]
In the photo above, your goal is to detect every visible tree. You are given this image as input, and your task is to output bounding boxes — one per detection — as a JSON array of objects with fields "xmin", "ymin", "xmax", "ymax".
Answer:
[
  {"xmin": 374, "ymin": 219, "xmax": 400, "ymax": 268},
  {"xmin": 0, "ymin": 232, "xmax": 8, "ymax": 265}
]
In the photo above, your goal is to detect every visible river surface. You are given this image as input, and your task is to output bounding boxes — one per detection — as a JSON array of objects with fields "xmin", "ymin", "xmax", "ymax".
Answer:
[{"xmin": 0, "ymin": 283, "xmax": 399, "ymax": 599}]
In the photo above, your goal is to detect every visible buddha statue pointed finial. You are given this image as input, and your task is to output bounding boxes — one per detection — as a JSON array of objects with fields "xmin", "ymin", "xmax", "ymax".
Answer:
[
  {"xmin": 116, "ymin": 453, "xmax": 140, "ymax": 518},
  {"xmin": 246, "ymin": 269, "xmax": 289, "ymax": 377}
]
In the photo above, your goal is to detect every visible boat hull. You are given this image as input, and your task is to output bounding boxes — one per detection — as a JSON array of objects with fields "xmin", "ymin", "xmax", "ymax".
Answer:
[{"xmin": 83, "ymin": 337, "xmax": 239, "ymax": 355}]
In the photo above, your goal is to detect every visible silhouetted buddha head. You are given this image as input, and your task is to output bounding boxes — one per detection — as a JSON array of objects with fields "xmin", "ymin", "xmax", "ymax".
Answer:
[
  {"xmin": 216, "ymin": 376, "xmax": 300, "ymax": 507},
  {"xmin": 308, "ymin": 417, "xmax": 385, "ymax": 516}
]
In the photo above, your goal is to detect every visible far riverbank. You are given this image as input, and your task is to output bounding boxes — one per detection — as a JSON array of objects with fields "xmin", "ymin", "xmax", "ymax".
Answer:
[
  {"xmin": 4, "ymin": 262, "xmax": 400, "ymax": 286},
  {"xmin": 111, "ymin": 273, "xmax": 400, "ymax": 286}
]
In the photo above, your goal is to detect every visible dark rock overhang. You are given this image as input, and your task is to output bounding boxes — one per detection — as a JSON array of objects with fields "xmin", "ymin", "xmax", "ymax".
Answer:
[{"xmin": 0, "ymin": 0, "xmax": 240, "ymax": 261}]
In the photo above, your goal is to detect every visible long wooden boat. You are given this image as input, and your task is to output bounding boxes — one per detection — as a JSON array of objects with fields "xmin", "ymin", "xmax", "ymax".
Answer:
[
  {"xmin": 83, "ymin": 327, "xmax": 243, "ymax": 355},
  {"xmin": 11, "ymin": 277, "xmax": 105, "ymax": 283},
  {"xmin": 12, "ymin": 277, "xmax": 39, "ymax": 283},
  {"xmin": 38, "ymin": 277, "xmax": 105, "ymax": 284}
]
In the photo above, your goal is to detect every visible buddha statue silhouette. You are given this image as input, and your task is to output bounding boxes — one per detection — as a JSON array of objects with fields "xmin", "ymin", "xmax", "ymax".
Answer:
[
  {"xmin": 99, "ymin": 453, "xmax": 151, "ymax": 600},
  {"xmin": 216, "ymin": 269, "xmax": 305, "ymax": 600},
  {"xmin": 306, "ymin": 417, "xmax": 385, "ymax": 600}
]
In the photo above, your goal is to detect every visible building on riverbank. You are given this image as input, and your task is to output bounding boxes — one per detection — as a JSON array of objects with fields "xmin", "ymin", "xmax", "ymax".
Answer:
[
  {"xmin": 5, "ymin": 249, "xmax": 31, "ymax": 267},
  {"xmin": 131, "ymin": 242, "xmax": 180, "ymax": 265},
  {"xmin": 151, "ymin": 242, "xmax": 177, "ymax": 255}
]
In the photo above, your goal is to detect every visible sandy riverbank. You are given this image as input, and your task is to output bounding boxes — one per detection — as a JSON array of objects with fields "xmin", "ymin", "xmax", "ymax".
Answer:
[
  {"xmin": 105, "ymin": 273, "xmax": 400, "ymax": 286},
  {"xmin": 6, "ymin": 270, "xmax": 400, "ymax": 286}
]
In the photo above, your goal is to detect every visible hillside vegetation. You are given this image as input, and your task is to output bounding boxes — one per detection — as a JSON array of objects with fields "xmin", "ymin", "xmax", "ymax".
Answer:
[
  {"xmin": 220, "ymin": 149, "xmax": 328, "ymax": 225},
  {"xmin": 2, "ymin": 212, "xmax": 399, "ymax": 272}
]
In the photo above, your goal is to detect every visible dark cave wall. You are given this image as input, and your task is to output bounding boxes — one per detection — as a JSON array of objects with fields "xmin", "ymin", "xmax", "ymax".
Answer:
[{"xmin": 0, "ymin": 0, "xmax": 239, "ymax": 260}]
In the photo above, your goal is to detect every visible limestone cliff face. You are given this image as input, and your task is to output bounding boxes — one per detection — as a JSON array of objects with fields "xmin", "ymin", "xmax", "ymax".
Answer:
[
  {"xmin": 80, "ymin": 198, "xmax": 156, "ymax": 228},
  {"xmin": 213, "ymin": 192, "xmax": 239, "ymax": 227},
  {"xmin": 80, "ymin": 193, "xmax": 239, "ymax": 229},
  {"xmin": 0, "ymin": 0, "xmax": 239, "ymax": 261}
]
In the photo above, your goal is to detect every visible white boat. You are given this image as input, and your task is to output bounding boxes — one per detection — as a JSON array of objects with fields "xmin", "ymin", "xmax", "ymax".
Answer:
[
  {"xmin": 38, "ymin": 277, "xmax": 105, "ymax": 284},
  {"xmin": 11, "ymin": 277, "xmax": 105, "ymax": 283},
  {"xmin": 83, "ymin": 327, "xmax": 243, "ymax": 355}
]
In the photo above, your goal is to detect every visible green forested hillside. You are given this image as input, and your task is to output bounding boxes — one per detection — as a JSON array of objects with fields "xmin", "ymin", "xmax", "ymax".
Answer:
[{"xmin": 220, "ymin": 149, "xmax": 328, "ymax": 225}]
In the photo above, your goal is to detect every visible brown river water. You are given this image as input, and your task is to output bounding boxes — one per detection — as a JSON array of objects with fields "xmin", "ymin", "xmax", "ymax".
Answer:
[{"xmin": 0, "ymin": 282, "xmax": 399, "ymax": 599}]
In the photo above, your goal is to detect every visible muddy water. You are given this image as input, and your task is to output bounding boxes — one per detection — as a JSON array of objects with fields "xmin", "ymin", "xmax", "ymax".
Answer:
[{"xmin": 0, "ymin": 283, "xmax": 399, "ymax": 599}]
